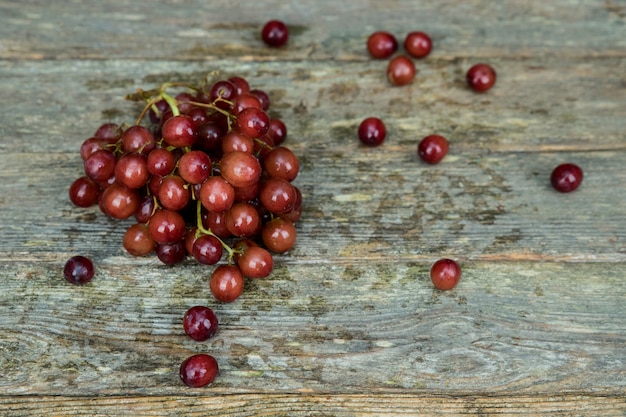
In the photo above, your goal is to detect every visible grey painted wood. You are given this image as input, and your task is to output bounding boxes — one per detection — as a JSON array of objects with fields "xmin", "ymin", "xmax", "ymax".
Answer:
[
  {"xmin": 1, "ymin": 1, "xmax": 625, "ymax": 60},
  {"xmin": 0, "ymin": 0, "xmax": 624, "ymax": 415}
]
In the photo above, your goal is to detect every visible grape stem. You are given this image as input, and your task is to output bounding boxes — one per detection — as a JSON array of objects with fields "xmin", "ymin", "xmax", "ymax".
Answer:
[
  {"xmin": 131, "ymin": 82, "xmax": 235, "ymax": 126},
  {"xmin": 254, "ymin": 138, "xmax": 275, "ymax": 152},
  {"xmin": 160, "ymin": 92, "xmax": 181, "ymax": 117},
  {"xmin": 187, "ymin": 100, "xmax": 235, "ymax": 120},
  {"xmin": 195, "ymin": 200, "xmax": 236, "ymax": 260},
  {"xmin": 134, "ymin": 94, "xmax": 163, "ymax": 126}
]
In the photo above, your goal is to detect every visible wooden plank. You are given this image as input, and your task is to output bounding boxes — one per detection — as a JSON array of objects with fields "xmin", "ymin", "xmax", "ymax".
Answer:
[
  {"xmin": 1, "ymin": 145, "xmax": 626, "ymax": 262},
  {"xmin": 1, "ymin": 58, "xmax": 625, "ymax": 155},
  {"xmin": 0, "ymin": 0, "xmax": 625, "ymax": 60},
  {"xmin": 0, "ymin": 261, "xmax": 624, "ymax": 396},
  {"xmin": 0, "ymin": 394, "xmax": 624, "ymax": 417}
]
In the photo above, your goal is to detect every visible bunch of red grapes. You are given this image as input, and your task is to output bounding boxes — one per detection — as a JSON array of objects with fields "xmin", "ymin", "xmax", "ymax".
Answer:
[{"xmin": 68, "ymin": 75, "xmax": 302, "ymax": 303}]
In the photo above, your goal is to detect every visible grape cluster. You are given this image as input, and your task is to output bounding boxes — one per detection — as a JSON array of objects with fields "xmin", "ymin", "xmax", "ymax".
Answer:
[{"xmin": 68, "ymin": 75, "xmax": 302, "ymax": 303}]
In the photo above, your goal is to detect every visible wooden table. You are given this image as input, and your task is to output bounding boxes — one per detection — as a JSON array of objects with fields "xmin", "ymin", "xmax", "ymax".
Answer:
[{"xmin": 1, "ymin": 1, "xmax": 625, "ymax": 415}]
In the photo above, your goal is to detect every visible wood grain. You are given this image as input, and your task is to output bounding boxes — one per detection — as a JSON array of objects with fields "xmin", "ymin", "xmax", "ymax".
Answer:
[
  {"xmin": 1, "ymin": 261, "xmax": 624, "ymax": 396},
  {"xmin": 0, "ymin": 394, "xmax": 624, "ymax": 416},
  {"xmin": 2, "ymin": 148, "xmax": 626, "ymax": 263},
  {"xmin": 1, "ymin": 0, "xmax": 625, "ymax": 60},
  {"xmin": 0, "ymin": 0, "xmax": 625, "ymax": 415},
  {"xmin": 1, "ymin": 57, "xmax": 626, "ymax": 155}
]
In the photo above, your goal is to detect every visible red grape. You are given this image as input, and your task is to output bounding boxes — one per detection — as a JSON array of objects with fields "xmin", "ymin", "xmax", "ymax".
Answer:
[
  {"xmin": 263, "ymin": 146, "xmax": 299, "ymax": 182},
  {"xmin": 225, "ymin": 203, "xmax": 261, "ymax": 237},
  {"xmin": 123, "ymin": 223, "xmax": 156, "ymax": 256},
  {"xmin": 148, "ymin": 209, "xmax": 186, "ymax": 244},
  {"xmin": 69, "ymin": 176, "xmax": 99, "ymax": 207},
  {"xmin": 162, "ymin": 115, "xmax": 197, "ymax": 147},
  {"xmin": 100, "ymin": 182, "xmax": 140, "ymax": 220},
  {"xmin": 261, "ymin": 20, "xmax": 289, "ymax": 48},
  {"xmin": 178, "ymin": 150, "xmax": 211, "ymax": 185},
  {"xmin": 121, "ymin": 125, "xmax": 156, "ymax": 155},
  {"xmin": 430, "ymin": 259, "xmax": 462, "ymax": 291},
  {"xmin": 63, "ymin": 255, "xmax": 95, "ymax": 285},
  {"xmin": 237, "ymin": 246, "xmax": 273, "ymax": 278},
  {"xmin": 210, "ymin": 265, "xmax": 244, "ymax": 303},
  {"xmin": 199, "ymin": 176, "xmax": 235, "ymax": 213},
  {"xmin": 219, "ymin": 151, "xmax": 262, "ymax": 188},
  {"xmin": 367, "ymin": 31, "xmax": 398, "ymax": 59},
  {"xmin": 387, "ymin": 55, "xmax": 416, "ymax": 86},
  {"xmin": 183, "ymin": 306, "xmax": 219, "ymax": 341},
  {"xmin": 259, "ymin": 177, "xmax": 297, "ymax": 214},
  {"xmin": 262, "ymin": 218, "xmax": 297, "ymax": 253},
  {"xmin": 158, "ymin": 175, "xmax": 190, "ymax": 211},
  {"xmin": 180, "ymin": 354, "xmax": 219, "ymax": 387},
  {"xmin": 404, "ymin": 31, "xmax": 432, "ymax": 59},
  {"xmin": 114, "ymin": 153, "xmax": 150, "ymax": 189},
  {"xmin": 191, "ymin": 235, "xmax": 223, "ymax": 265},
  {"xmin": 236, "ymin": 107, "xmax": 270, "ymax": 139}
]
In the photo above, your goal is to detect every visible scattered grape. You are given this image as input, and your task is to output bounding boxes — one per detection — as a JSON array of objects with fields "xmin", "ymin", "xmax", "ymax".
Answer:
[
  {"xmin": 261, "ymin": 20, "xmax": 289, "ymax": 48},
  {"xmin": 430, "ymin": 258, "xmax": 462, "ymax": 291},
  {"xmin": 358, "ymin": 117, "xmax": 387, "ymax": 147},
  {"xmin": 418, "ymin": 134, "xmax": 449, "ymax": 164},
  {"xmin": 63, "ymin": 255, "xmax": 95, "ymax": 285},
  {"xmin": 404, "ymin": 31, "xmax": 432, "ymax": 58},
  {"xmin": 551, "ymin": 163, "xmax": 583, "ymax": 193},
  {"xmin": 183, "ymin": 306, "xmax": 219, "ymax": 341},
  {"xmin": 387, "ymin": 55, "xmax": 416, "ymax": 86},
  {"xmin": 367, "ymin": 31, "xmax": 398, "ymax": 59},
  {"xmin": 466, "ymin": 63, "xmax": 497, "ymax": 92},
  {"xmin": 179, "ymin": 354, "xmax": 219, "ymax": 388}
]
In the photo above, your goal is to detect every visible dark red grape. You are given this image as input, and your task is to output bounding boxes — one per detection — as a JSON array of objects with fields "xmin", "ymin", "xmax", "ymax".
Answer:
[
  {"xmin": 180, "ymin": 354, "xmax": 219, "ymax": 387},
  {"xmin": 367, "ymin": 31, "xmax": 398, "ymax": 59},
  {"xmin": 466, "ymin": 63, "xmax": 496, "ymax": 92},
  {"xmin": 191, "ymin": 235, "xmax": 223, "ymax": 265},
  {"xmin": 261, "ymin": 20, "xmax": 289, "ymax": 47},
  {"xmin": 183, "ymin": 306, "xmax": 219, "ymax": 341},
  {"xmin": 156, "ymin": 241, "xmax": 187, "ymax": 265},
  {"xmin": 69, "ymin": 176, "xmax": 99, "ymax": 207},
  {"xmin": 63, "ymin": 255, "xmax": 95, "ymax": 285}
]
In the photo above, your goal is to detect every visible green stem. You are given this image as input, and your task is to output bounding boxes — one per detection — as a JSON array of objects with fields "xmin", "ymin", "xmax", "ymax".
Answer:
[
  {"xmin": 195, "ymin": 200, "xmax": 235, "ymax": 259},
  {"xmin": 160, "ymin": 92, "xmax": 181, "ymax": 117}
]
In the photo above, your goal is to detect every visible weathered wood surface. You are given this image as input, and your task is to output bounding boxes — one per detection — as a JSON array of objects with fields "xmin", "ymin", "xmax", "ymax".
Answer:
[{"xmin": 0, "ymin": 0, "xmax": 625, "ymax": 416}]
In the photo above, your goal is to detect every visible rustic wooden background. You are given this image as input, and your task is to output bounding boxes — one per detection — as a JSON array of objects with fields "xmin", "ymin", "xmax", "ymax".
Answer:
[{"xmin": 0, "ymin": 0, "xmax": 625, "ymax": 415}]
